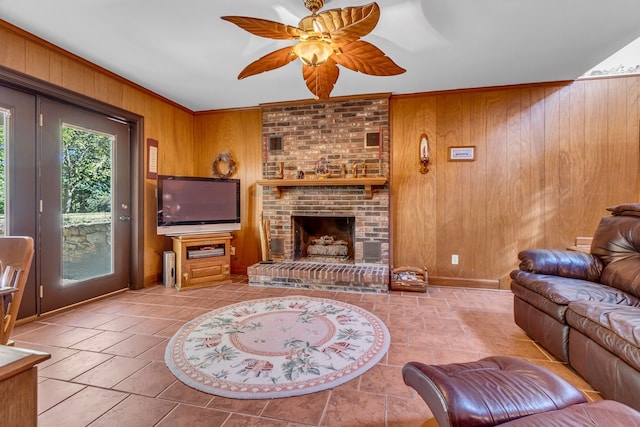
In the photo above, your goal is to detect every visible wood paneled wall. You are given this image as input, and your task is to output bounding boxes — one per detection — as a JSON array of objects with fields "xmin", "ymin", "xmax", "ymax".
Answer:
[
  {"xmin": 3, "ymin": 19, "xmax": 639, "ymax": 290},
  {"xmin": 391, "ymin": 79, "xmax": 639, "ymax": 288},
  {"xmin": 193, "ymin": 109, "xmax": 263, "ymax": 272}
]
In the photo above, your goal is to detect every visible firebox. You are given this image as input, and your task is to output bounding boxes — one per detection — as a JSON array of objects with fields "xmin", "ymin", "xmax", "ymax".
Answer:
[{"xmin": 292, "ymin": 216, "xmax": 355, "ymax": 263}]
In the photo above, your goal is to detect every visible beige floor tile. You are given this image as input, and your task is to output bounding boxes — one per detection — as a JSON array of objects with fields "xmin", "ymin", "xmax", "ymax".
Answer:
[
  {"xmin": 73, "ymin": 355, "xmax": 150, "ymax": 388},
  {"xmin": 89, "ymin": 394, "xmax": 177, "ymax": 427},
  {"xmin": 321, "ymin": 389, "xmax": 386, "ymax": 426},
  {"xmin": 70, "ymin": 330, "xmax": 133, "ymax": 352},
  {"xmin": 97, "ymin": 315, "xmax": 149, "ymax": 332},
  {"xmin": 359, "ymin": 364, "xmax": 414, "ymax": 399},
  {"xmin": 45, "ymin": 311, "xmax": 120, "ymax": 329},
  {"xmin": 206, "ymin": 396, "xmax": 268, "ymax": 416},
  {"xmin": 261, "ymin": 391, "xmax": 330, "ymax": 425},
  {"xmin": 102, "ymin": 333, "xmax": 166, "ymax": 357},
  {"xmin": 38, "ymin": 378, "xmax": 86, "ymax": 414},
  {"xmin": 387, "ymin": 395, "xmax": 435, "ymax": 427},
  {"xmin": 38, "ymin": 386, "xmax": 128, "ymax": 427},
  {"xmin": 38, "ymin": 350, "xmax": 114, "ymax": 381},
  {"xmin": 387, "ymin": 343, "xmax": 434, "ymax": 367},
  {"xmin": 159, "ymin": 381, "xmax": 215, "ymax": 406},
  {"xmin": 113, "ymin": 360, "xmax": 177, "ymax": 397},
  {"xmin": 123, "ymin": 317, "xmax": 178, "ymax": 335},
  {"xmin": 222, "ymin": 413, "xmax": 288, "ymax": 427},
  {"xmin": 155, "ymin": 404, "xmax": 230, "ymax": 427},
  {"xmin": 136, "ymin": 338, "xmax": 169, "ymax": 361}
]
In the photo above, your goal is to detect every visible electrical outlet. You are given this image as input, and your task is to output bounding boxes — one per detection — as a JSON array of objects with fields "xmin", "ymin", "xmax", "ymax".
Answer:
[
  {"xmin": 230, "ymin": 246, "xmax": 236, "ymax": 256},
  {"xmin": 451, "ymin": 254, "xmax": 459, "ymax": 265}
]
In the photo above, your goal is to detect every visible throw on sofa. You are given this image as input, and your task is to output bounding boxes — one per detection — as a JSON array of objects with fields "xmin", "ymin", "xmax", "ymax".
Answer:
[{"xmin": 510, "ymin": 203, "xmax": 640, "ymax": 412}]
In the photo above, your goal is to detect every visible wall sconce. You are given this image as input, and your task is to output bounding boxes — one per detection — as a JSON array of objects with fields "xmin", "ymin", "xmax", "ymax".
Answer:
[{"xmin": 419, "ymin": 133, "xmax": 430, "ymax": 174}]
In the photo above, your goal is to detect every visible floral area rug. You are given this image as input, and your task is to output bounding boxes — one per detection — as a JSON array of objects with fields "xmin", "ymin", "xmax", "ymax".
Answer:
[{"xmin": 165, "ymin": 295, "xmax": 390, "ymax": 399}]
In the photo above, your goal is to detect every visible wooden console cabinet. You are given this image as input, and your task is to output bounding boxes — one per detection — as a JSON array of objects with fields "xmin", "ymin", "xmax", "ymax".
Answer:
[
  {"xmin": 172, "ymin": 233, "xmax": 232, "ymax": 291},
  {"xmin": 0, "ymin": 346, "xmax": 50, "ymax": 427}
]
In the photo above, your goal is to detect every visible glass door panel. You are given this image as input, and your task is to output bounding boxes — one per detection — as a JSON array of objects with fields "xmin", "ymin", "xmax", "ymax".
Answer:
[{"xmin": 61, "ymin": 124, "xmax": 115, "ymax": 284}]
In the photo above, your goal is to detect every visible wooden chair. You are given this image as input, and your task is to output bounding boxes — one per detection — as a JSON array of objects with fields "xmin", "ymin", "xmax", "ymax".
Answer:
[{"xmin": 0, "ymin": 236, "xmax": 34, "ymax": 346}]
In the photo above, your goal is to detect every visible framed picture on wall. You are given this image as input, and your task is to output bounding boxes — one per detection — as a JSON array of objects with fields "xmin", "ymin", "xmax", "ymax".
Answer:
[
  {"xmin": 448, "ymin": 146, "xmax": 475, "ymax": 162},
  {"xmin": 147, "ymin": 138, "xmax": 158, "ymax": 179}
]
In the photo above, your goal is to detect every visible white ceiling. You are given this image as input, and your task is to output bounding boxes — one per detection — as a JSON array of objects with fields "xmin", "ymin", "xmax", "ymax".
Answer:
[{"xmin": 1, "ymin": 0, "xmax": 640, "ymax": 111}]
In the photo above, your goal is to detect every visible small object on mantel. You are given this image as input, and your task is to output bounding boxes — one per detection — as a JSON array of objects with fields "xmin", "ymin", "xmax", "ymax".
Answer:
[{"xmin": 391, "ymin": 266, "xmax": 428, "ymax": 292}]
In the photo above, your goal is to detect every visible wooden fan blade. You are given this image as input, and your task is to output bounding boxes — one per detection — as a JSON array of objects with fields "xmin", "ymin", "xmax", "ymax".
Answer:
[
  {"xmin": 333, "ymin": 41, "xmax": 405, "ymax": 76},
  {"xmin": 316, "ymin": 2, "xmax": 380, "ymax": 43},
  {"xmin": 302, "ymin": 59, "xmax": 339, "ymax": 99},
  {"xmin": 238, "ymin": 46, "xmax": 298, "ymax": 79},
  {"xmin": 221, "ymin": 16, "xmax": 306, "ymax": 40}
]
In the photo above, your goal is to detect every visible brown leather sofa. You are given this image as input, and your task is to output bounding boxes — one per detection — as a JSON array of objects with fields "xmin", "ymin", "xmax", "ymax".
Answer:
[{"xmin": 510, "ymin": 203, "xmax": 640, "ymax": 412}]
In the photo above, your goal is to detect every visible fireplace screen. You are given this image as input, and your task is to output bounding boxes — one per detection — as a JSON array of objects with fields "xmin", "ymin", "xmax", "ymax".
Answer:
[{"xmin": 292, "ymin": 216, "xmax": 355, "ymax": 263}]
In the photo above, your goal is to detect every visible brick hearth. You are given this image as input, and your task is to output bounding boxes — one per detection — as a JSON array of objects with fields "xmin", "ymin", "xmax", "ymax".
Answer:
[{"xmin": 247, "ymin": 262, "xmax": 389, "ymax": 293}]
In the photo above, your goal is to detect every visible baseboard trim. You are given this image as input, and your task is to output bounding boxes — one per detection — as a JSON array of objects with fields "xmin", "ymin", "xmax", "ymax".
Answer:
[
  {"xmin": 428, "ymin": 276, "xmax": 500, "ymax": 289},
  {"xmin": 17, "ymin": 287, "xmax": 129, "ymax": 325}
]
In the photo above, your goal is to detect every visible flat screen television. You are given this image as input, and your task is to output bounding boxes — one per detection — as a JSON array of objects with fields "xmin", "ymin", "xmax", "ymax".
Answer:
[{"xmin": 157, "ymin": 175, "xmax": 241, "ymax": 236}]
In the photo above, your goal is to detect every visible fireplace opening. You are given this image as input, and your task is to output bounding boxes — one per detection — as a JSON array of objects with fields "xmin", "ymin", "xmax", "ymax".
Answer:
[{"xmin": 292, "ymin": 216, "xmax": 355, "ymax": 263}]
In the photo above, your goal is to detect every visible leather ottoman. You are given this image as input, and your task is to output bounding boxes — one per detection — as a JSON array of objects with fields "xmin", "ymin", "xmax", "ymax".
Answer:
[
  {"xmin": 402, "ymin": 356, "xmax": 587, "ymax": 427},
  {"xmin": 499, "ymin": 400, "xmax": 640, "ymax": 426}
]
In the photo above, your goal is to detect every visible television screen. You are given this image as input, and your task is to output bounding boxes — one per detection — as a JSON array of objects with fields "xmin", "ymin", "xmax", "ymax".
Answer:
[{"xmin": 157, "ymin": 175, "xmax": 241, "ymax": 235}]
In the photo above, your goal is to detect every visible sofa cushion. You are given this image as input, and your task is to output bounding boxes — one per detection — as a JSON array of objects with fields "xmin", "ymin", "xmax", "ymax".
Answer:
[
  {"xmin": 511, "ymin": 282, "xmax": 570, "ymax": 323},
  {"xmin": 517, "ymin": 249, "xmax": 602, "ymax": 282},
  {"xmin": 600, "ymin": 257, "xmax": 640, "ymax": 299},
  {"xmin": 510, "ymin": 271, "xmax": 638, "ymax": 306},
  {"xmin": 566, "ymin": 300, "xmax": 640, "ymax": 372},
  {"xmin": 591, "ymin": 215, "xmax": 640, "ymax": 267}
]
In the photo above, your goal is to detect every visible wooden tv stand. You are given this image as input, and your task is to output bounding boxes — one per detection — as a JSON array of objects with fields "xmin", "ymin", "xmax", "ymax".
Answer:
[{"xmin": 172, "ymin": 233, "xmax": 232, "ymax": 291}]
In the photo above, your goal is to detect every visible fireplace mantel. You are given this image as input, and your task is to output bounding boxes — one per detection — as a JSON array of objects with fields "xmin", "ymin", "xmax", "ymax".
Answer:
[{"xmin": 257, "ymin": 177, "xmax": 387, "ymax": 199}]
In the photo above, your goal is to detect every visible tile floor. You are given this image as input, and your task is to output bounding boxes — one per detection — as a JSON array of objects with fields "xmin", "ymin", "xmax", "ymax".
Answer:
[{"xmin": 11, "ymin": 275, "xmax": 599, "ymax": 427}]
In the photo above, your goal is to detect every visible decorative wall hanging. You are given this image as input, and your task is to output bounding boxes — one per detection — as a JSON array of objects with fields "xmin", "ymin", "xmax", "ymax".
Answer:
[
  {"xmin": 419, "ymin": 133, "xmax": 430, "ymax": 174},
  {"xmin": 449, "ymin": 146, "xmax": 475, "ymax": 162},
  {"xmin": 212, "ymin": 150, "xmax": 237, "ymax": 177},
  {"xmin": 147, "ymin": 138, "xmax": 158, "ymax": 180}
]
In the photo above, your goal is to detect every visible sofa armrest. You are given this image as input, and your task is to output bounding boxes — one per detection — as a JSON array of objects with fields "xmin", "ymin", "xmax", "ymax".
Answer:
[{"xmin": 518, "ymin": 249, "xmax": 603, "ymax": 282}]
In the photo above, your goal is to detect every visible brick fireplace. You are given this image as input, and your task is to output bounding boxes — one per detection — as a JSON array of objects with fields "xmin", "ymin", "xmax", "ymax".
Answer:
[{"xmin": 247, "ymin": 96, "xmax": 390, "ymax": 293}]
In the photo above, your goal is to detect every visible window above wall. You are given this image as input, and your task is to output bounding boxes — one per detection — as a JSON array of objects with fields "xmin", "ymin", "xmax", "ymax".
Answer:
[{"xmin": 581, "ymin": 36, "xmax": 640, "ymax": 78}]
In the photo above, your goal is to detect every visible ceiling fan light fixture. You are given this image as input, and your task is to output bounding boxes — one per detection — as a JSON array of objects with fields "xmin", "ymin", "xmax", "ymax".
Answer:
[
  {"xmin": 222, "ymin": 2, "xmax": 405, "ymax": 99},
  {"xmin": 293, "ymin": 39, "xmax": 333, "ymax": 66}
]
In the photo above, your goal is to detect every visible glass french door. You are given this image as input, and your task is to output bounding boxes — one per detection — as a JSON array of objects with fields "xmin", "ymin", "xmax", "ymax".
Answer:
[
  {"xmin": 0, "ymin": 85, "xmax": 131, "ymax": 316},
  {"xmin": 40, "ymin": 99, "xmax": 130, "ymax": 313},
  {"xmin": 0, "ymin": 86, "xmax": 38, "ymax": 319}
]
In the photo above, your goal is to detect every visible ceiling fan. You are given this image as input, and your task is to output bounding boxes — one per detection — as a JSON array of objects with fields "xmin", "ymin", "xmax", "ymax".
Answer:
[{"xmin": 221, "ymin": 1, "xmax": 406, "ymax": 99}]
